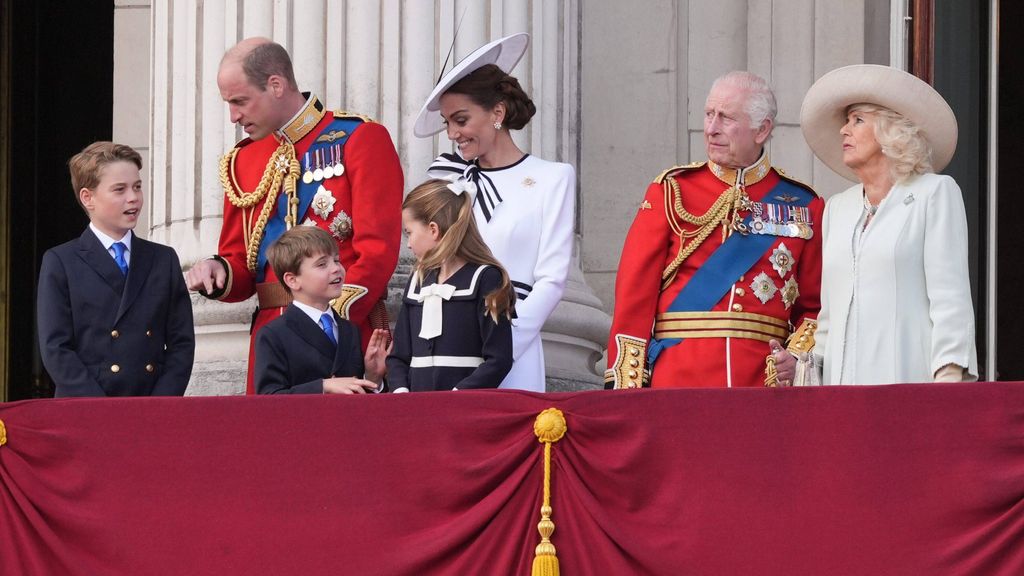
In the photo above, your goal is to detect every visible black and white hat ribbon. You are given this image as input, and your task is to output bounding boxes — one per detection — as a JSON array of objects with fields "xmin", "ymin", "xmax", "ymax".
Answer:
[{"xmin": 427, "ymin": 153, "xmax": 503, "ymax": 222}]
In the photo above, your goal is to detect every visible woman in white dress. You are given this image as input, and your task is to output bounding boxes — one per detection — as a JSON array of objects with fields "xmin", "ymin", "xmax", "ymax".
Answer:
[
  {"xmin": 799, "ymin": 64, "xmax": 978, "ymax": 384},
  {"xmin": 413, "ymin": 34, "xmax": 575, "ymax": 392}
]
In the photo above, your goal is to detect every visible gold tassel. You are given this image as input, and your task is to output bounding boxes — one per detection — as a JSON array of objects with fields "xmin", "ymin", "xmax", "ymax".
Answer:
[
  {"xmin": 764, "ymin": 354, "xmax": 778, "ymax": 387},
  {"xmin": 532, "ymin": 408, "xmax": 566, "ymax": 576},
  {"xmin": 0, "ymin": 419, "xmax": 7, "ymax": 447}
]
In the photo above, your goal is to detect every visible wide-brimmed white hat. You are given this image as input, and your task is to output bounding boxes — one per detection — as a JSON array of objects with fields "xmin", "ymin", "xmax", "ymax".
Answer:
[
  {"xmin": 413, "ymin": 33, "xmax": 530, "ymax": 138},
  {"xmin": 799, "ymin": 64, "xmax": 958, "ymax": 182}
]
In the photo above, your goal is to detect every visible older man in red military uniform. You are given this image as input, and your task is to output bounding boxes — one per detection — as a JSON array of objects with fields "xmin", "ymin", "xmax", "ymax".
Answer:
[
  {"xmin": 186, "ymin": 38, "xmax": 402, "ymax": 394},
  {"xmin": 606, "ymin": 71, "xmax": 823, "ymax": 389}
]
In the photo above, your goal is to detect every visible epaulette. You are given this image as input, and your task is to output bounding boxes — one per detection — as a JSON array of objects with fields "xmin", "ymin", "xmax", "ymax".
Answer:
[
  {"xmin": 653, "ymin": 161, "xmax": 706, "ymax": 184},
  {"xmin": 333, "ymin": 110, "xmax": 375, "ymax": 123},
  {"xmin": 775, "ymin": 167, "xmax": 819, "ymax": 197}
]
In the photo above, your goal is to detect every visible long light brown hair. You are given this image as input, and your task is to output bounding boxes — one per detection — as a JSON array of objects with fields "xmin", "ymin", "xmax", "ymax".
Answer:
[{"xmin": 403, "ymin": 179, "xmax": 516, "ymax": 322}]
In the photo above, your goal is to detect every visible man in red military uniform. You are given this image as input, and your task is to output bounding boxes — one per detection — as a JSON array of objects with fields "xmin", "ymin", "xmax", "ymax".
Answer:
[
  {"xmin": 186, "ymin": 38, "xmax": 402, "ymax": 393},
  {"xmin": 606, "ymin": 71, "xmax": 823, "ymax": 389}
]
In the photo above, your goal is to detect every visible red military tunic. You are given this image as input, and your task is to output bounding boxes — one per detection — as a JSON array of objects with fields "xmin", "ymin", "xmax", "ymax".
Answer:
[
  {"xmin": 210, "ymin": 94, "xmax": 403, "ymax": 393},
  {"xmin": 606, "ymin": 153, "xmax": 823, "ymax": 389}
]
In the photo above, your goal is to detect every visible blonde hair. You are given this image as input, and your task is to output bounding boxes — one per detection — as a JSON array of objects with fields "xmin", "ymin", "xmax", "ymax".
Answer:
[
  {"xmin": 267, "ymin": 226, "xmax": 338, "ymax": 294},
  {"xmin": 847, "ymin": 103, "xmax": 933, "ymax": 182},
  {"xmin": 403, "ymin": 179, "xmax": 516, "ymax": 322}
]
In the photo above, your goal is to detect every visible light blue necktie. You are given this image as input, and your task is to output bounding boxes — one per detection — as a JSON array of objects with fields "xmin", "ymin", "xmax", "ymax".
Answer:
[
  {"xmin": 111, "ymin": 242, "xmax": 129, "ymax": 276},
  {"xmin": 319, "ymin": 312, "xmax": 337, "ymax": 346}
]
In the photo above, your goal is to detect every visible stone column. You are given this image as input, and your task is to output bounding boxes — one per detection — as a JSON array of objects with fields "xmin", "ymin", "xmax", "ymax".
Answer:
[{"xmin": 148, "ymin": 0, "xmax": 609, "ymax": 394}]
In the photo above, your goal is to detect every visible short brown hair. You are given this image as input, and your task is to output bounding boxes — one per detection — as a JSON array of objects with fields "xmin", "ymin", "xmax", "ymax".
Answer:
[
  {"xmin": 243, "ymin": 41, "xmax": 298, "ymax": 91},
  {"xmin": 267, "ymin": 226, "xmax": 338, "ymax": 293},
  {"xmin": 68, "ymin": 141, "xmax": 143, "ymax": 203}
]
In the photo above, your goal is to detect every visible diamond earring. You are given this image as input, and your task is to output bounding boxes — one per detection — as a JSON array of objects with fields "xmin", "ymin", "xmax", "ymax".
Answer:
[{"xmin": 493, "ymin": 122, "xmax": 502, "ymax": 130}]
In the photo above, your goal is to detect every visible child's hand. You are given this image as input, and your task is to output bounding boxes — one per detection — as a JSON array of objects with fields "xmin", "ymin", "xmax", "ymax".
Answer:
[
  {"xmin": 323, "ymin": 377, "xmax": 378, "ymax": 394},
  {"xmin": 363, "ymin": 328, "xmax": 393, "ymax": 383}
]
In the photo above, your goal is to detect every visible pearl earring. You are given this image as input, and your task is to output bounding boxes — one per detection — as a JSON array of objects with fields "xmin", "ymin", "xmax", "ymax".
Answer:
[{"xmin": 493, "ymin": 122, "xmax": 502, "ymax": 130}]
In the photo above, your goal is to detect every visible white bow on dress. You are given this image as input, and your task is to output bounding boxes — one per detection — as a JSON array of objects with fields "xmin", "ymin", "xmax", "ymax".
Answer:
[{"xmin": 416, "ymin": 283, "xmax": 457, "ymax": 340}]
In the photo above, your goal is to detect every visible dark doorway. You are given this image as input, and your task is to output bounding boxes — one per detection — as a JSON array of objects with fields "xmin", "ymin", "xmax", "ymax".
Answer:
[
  {"xmin": 2, "ymin": 0, "xmax": 114, "ymax": 400},
  {"xmin": 932, "ymin": 0, "xmax": 989, "ymax": 378},
  {"xmin": 995, "ymin": 1, "xmax": 1024, "ymax": 380}
]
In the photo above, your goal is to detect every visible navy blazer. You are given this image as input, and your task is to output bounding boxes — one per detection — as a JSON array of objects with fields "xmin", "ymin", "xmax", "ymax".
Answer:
[
  {"xmin": 37, "ymin": 228, "xmax": 195, "ymax": 397},
  {"xmin": 255, "ymin": 303, "xmax": 364, "ymax": 394}
]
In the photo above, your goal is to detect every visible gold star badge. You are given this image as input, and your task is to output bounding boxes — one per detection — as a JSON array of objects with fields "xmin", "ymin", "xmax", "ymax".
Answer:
[{"xmin": 274, "ymin": 154, "xmax": 290, "ymax": 173}]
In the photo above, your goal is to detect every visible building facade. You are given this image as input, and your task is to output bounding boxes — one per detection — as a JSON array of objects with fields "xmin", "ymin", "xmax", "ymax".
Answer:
[{"xmin": 5, "ymin": 0, "xmax": 1016, "ymax": 399}]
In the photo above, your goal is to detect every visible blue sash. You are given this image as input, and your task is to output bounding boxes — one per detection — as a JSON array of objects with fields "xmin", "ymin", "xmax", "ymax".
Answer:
[
  {"xmin": 647, "ymin": 179, "xmax": 813, "ymax": 366},
  {"xmin": 256, "ymin": 117, "xmax": 363, "ymax": 281}
]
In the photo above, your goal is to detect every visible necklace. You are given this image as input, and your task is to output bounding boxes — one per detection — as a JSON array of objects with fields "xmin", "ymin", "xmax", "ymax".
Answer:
[{"xmin": 862, "ymin": 192, "xmax": 878, "ymax": 216}]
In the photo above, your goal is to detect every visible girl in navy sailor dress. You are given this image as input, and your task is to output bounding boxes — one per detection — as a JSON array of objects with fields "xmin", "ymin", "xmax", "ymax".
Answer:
[{"xmin": 387, "ymin": 179, "xmax": 515, "ymax": 392}]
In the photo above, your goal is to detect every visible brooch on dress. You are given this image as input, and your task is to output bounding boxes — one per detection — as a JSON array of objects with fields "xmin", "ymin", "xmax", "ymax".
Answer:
[{"xmin": 330, "ymin": 210, "xmax": 353, "ymax": 241}]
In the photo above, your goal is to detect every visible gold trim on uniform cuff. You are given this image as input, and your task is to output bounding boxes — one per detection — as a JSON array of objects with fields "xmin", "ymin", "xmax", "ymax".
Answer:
[
  {"xmin": 786, "ymin": 318, "xmax": 817, "ymax": 354},
  {"xmin": 609, "ymin": 334, "xmax": 647, "ymax": 389},
  {"xmin": 331, "ymin": 284, "xmax": 369, "ymax": 319}
]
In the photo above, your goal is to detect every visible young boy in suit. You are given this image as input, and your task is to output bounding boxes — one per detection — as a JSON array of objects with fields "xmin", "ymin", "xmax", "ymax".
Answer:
[
  {"xmin": 256, "ymin": 226, "xmax": 389, "ymax": 394},
  {"xmin": 37, "ymin": 142, "xmax": 195, "ymax": 397}
]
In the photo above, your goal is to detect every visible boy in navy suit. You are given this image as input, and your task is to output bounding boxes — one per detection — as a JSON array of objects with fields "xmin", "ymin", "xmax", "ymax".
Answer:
[
  {"xmin": 255, "ymin": 227, "xmax": 389, "ymax": 394},
  {"xmin": 37, "ymin": 142, "xmax": 195, "ymax": 397}
]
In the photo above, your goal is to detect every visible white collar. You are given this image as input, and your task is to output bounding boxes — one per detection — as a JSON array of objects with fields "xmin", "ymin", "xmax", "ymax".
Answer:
[
  {"xmin": 292, "ymin": 299, "xmax": 334, "ymax": 325},
  {"xmin": 90, "ymin": 224, "xmax": 133, "ymax": 252}
]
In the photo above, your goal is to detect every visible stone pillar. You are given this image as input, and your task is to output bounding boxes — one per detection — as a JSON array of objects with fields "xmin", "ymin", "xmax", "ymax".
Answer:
[
  {"xmin": 147, "ymin": 0, "xmax": 609, "ymax": 394},
  {"xmin": 580, "ymin": 0, "xmax": 872, "ymax": 313}
]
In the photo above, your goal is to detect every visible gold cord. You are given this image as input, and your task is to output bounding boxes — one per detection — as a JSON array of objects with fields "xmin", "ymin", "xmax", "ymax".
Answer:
[
  {"xmin": 219, "ymin": 141, "xmax": 300, "ymax": 271},
  {"xmin": 661, "ymin": 177, "xmax": 749, "ymax": 288},
  {"xmin": 532, "ymin": 408, "xmax": 566, "ymax": 576},
  {"xmin": 764, "ymin": 354, "xmax": 779, "ymax": 387}
]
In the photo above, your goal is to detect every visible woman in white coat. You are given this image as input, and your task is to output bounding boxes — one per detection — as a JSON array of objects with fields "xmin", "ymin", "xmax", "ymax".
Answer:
[
  {"xmin": 799, "ymin": 64, "xmax": 978, "ymax": 384},
  {"xmin": 412, "ymin": 34, "xmax": 575, "ymax": 392}
]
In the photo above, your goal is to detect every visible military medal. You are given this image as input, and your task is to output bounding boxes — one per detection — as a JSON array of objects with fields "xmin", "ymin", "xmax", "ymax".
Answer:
[
  {"xmin": 750, "ymin": 271, "xmax": 778, "ymax": 304},
  {"xmin": 333, "ymin": 144, "xmax": 345, "ymax": 176},
  {"xmin": 781, "ymin": 277, "xmax": 799, "ymax": 309},
  {"xmin": 311, "ymin": 185, "xmax": 335, "ymax": 219},
  {"xmin": 324, "ymin": 148, "xmax": 336, "ymax": 179},
  {"xmin": 770, "ymin": 243, "xmax": 794, "ymax": 278},
  {"xmin": 313, "ymin": 149, "xmax": 324, "ymax": 182},
  {"xmin": 330, "ymin": 210, "xmax": 353, "ymax": 241},
  {"xmin": 302, "ymin": 152, "xmax": 314, "ymax": 184},
  {"xmin": 749, "ymin": 202, "xmax": 769, "ymax": 234}
]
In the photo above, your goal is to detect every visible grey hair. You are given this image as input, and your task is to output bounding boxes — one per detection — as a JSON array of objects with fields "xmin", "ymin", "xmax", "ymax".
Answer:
[
  {"xmin": 712, "ymin": 71, "xmax": 778, "ymax": 129},
  {"xmin": 846, "ymin": 103, "xmax": 933, "ymax": 182}
]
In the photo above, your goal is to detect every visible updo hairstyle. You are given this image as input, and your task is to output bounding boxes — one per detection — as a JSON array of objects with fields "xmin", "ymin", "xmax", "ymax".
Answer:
[{"xmin": 446, "ymin": 64, "xmax": 536, "ymax": 130}]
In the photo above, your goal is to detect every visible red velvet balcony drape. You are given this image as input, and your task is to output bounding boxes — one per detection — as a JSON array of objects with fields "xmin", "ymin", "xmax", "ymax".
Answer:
[{"xmin": 2, "ymin": 383, "xmax": 1023, "ymax": 575}]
